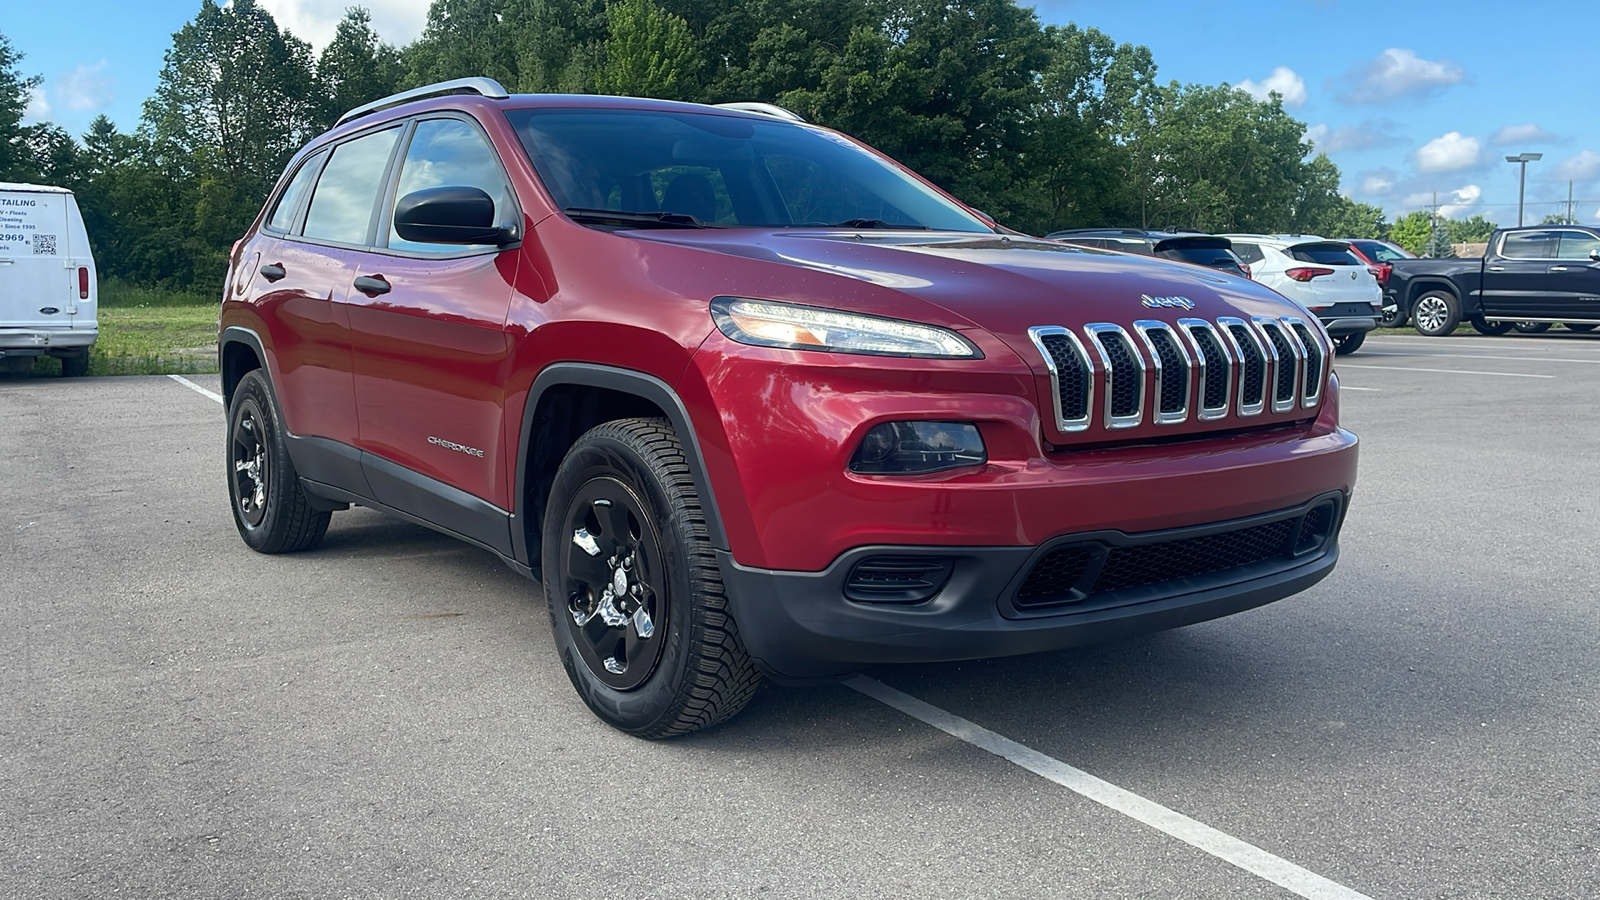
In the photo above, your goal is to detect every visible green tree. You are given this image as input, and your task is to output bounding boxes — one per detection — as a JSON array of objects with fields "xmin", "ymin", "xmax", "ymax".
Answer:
[
  {"xmin": 1538, "ymin": 211, "xmax": 1571, "ymax": 226},
  {"xmin": 0, "ymin": 31, "xmax": 42, "ymax": 181},
  {"xmin": 1389, "ymin": 210, "xmax": 1432, "ymax": 256},
  {"xmin": 1425, "ymin": 215, "xmax": 1455, "ymax": 258},
  {"xmin": 317, "ymin": 7, "xmax": 404, "ymax": 128},
  {"xmin": 595, "ymin": 0, "xmax": 700, "ymax": 100},
  {"xmin": 1450, "ymin": 214, "xmax": 1498, "ymax": 241}
]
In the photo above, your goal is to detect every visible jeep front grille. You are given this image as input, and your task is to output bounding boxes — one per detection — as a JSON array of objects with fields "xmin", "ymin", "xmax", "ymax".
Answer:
[{"xmin": 1030, "ymin": 316, "xmax": 1327, "ymax": 435}]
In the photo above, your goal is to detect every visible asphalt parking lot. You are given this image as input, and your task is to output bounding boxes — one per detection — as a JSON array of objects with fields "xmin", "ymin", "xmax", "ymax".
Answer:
[{"xmin": 3, "ymin": 330, "xmax": 1597, "ymax": 899}]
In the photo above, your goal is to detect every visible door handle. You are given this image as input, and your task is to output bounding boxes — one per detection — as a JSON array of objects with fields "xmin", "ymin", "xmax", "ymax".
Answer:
[
  {"xmin": 1549, "ymin": 266, "xmax": 1570, "ymax": 272},
  {"xmin": 1487, "ymin": 266, "xmax": 1505, "ymax": 271},
  {"xmin": 353, "ymin": 274, "xmax": 391, "ymax": 296},
  {"xmin": 260, "ymin": 263, "xmax": 286, "ymax": 282}
]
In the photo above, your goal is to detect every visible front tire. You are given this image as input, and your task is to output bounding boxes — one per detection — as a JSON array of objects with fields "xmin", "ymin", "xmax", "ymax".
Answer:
[
  {"xmin": 543, "ymin": 418, "xmax": 761, "ymax": 738},
  {"xmin": 1470, "ymin": 317, "xmax": 1514, "ymax": 336},
  {"xmin": 1412, "ymin": 291, "xmax": 1460, "ymax": 337},
  {"xmin": 227, "ymin": 369, "xmax": 331, "ymax": 553},
  {"xmin": 1334, "ymin": 332, "xmax": 1366, "ymax": 355}
]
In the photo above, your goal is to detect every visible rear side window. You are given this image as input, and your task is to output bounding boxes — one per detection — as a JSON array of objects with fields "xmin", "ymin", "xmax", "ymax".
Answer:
[
  {"xmin": 1289, "ymin": 243, "xmax": 1360, "ymax": 265},
  {"xmin": 388, "ymin": 118, "xmax": 513, "ymax": 253},
  {"xmin": 1499, "ymin": 231, "xmax": 1558, "ymax": 259},
  {"xmin": 266, "ymin": 151, "xmax": 325, "ymax": 234},
  {"xmin": 1556, "ymin": 230, "xmax": 1600, "ymax": 260},
  {"xmin": 303, "ymin": 126, "xmax": 402, "ymax": 245},
  {"xmin": 1231, "ymin": 243, "xmax": 1265, "ymax": 264}
]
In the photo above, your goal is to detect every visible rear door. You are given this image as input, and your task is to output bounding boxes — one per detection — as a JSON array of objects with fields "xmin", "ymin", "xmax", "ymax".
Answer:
[
  {"xmin": 1547, "ymin": 229, "xmax": 1600, "ymax": 319},
  {"xmin": 345, "ymin": 114, "xmax": 518, "ymax": 514},
  {"xmin": 1481, "ymin": 230, "xmax": 1558, "ymax": 318},
  {"xmin": 0, "ymin": 189, "xmax": 73, "ymax": 331}
]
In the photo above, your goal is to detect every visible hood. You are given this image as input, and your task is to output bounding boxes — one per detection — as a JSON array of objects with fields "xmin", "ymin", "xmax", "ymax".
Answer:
[{"xmin": 630, "ymin": 229, "xmax": 1306, "ymax": 340}]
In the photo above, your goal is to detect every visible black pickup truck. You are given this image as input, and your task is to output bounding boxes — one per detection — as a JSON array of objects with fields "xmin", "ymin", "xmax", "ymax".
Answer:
[{"xmin": 1387, "ymin": 225, "xmax": 1600, "ymax": 336}]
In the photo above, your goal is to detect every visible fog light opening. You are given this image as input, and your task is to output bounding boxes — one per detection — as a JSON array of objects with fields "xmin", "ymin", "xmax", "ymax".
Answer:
[{"xmin": 849, "ymin": 421, "xmax": 986, "ymax": 475}]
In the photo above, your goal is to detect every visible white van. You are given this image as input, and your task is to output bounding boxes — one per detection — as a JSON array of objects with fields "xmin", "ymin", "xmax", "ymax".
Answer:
[{"xmin": 0, "ymin": 182, "xmax": 97, "ymax": 376}]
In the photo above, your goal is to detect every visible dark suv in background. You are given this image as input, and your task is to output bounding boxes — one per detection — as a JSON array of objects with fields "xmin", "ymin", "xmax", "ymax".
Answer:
[
  {"xmin": 219, "ymin": 79, "xmax": 1358, "ymax": 738},
  {"xmin": 1046, "ymin": 228, "xmax": 1252, "ymax": 279}
]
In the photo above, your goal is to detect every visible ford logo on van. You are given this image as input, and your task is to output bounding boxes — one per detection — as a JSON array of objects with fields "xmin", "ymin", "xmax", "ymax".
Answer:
[
  {"xmin": 39, "ymin": 307, "xmax": 59, "ymax": 315},
  {"xmin": 1140, "ymin": 294, "xmax": 1194, "ymax": 310}
]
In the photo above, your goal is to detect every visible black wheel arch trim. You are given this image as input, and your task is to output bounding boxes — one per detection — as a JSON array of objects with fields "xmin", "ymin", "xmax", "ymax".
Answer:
[{"xmin": 513, "ymin": 363, "xmax": 730, "ymax": 571}]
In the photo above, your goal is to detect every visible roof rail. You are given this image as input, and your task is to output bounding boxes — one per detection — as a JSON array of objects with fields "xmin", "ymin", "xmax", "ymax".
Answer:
[
  {"xmin": 337, "ymin": 77, "xmax": 511, "ymax": 127},
  {"xmin": 714, "ymin": 102, "xmax": 806, "ymax": 123}
]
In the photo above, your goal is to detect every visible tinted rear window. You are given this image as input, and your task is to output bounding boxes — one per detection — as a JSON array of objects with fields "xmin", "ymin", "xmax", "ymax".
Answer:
[
  {"xmin": 1160, "ymin": 247, "xmax": 1238, "ymax": 266},
  {"xmin": 1289, "ymin": 243, "xmax": 1360, "ymax": 265}
]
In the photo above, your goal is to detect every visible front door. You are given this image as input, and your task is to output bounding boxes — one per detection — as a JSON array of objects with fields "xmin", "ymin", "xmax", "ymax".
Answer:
[
  {"xmin": 1481, "ymin": 230, "xmax": 1559, "ymax": 319},
  {"xmin": 1546, "ymin": 229, "xmax": 1600, "ymax": 320},
  {"xmin": 345, "ymin": 115, "xmax": 519, "ymax": 513}
]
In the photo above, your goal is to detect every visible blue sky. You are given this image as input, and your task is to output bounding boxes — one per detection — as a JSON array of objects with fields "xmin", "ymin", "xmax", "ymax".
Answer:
[{"xmin": 8, "ymin": 0, "xmax": 1599, "ymax": 226}]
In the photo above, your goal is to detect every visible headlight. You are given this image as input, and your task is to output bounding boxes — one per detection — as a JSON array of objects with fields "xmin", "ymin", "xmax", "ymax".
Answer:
[{"xmin": 710, "ymin": 297, "xmax": 981, "ymax": 358}]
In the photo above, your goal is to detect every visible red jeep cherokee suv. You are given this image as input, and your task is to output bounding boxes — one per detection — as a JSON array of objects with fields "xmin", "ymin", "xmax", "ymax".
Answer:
[{"xmin": 220, "ymin": 79, "xmax": 1358, "ymax": 737}]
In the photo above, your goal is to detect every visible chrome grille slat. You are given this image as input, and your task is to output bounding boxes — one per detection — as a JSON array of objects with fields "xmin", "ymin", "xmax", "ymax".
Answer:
[
  {"xmin": 1254, "ymin": 317, "xmax": 1300, "ymax": 413},
  {"xmin": 1084, "ymin": 324, "xmax": 1146, "ymax": 429},
  {"xmin": 1031, "ymin": 314, "xmax": 1317, "ymax": 438},
  {"xmin": 1178, "ymin": 317, "xmax": 1232, "ymax": 421},
  {"xmin": 1133, "ymin": 320, "xmax": 1191, "ymax": 425}
]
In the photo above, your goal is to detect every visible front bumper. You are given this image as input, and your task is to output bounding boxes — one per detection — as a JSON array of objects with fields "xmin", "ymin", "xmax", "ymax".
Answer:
[
  {"xmin": 721, "ymin": 492, "xmax": 1346, "ymax": 679},
  {"xmin": 0, "ymin": 327, "xmax": 98, "ymax": 356}
]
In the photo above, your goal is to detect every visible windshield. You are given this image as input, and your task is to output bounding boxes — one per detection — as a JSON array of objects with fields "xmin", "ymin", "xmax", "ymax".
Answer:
[
  {"xmin": 1354, "ymin": 240, "xmax": 1413, "ymax": 262},
  {"xmin": 504, "ymin": 108, "xmax": 992, "ymax": 232}
]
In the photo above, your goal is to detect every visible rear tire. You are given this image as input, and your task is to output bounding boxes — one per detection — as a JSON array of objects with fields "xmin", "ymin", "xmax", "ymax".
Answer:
[
  {"xmin": 59, "ymin": 351, "xmax": 89, "ymax": 377},
  {"xmin": 1564, "ymin": 323, "xmax": 1598, "ymax": 333},
  {"xmin": 1333, "ymin": 332, "xmax": 1366, "ymax": 356},
  {"xmin": 1470, "ymin": 317, "xmax": 1514, "ymax": 336},
  {"xmin": 1513, "ymin": 322, "xmax": 1551, "ymax": 334},
  {"xmin": 227, "ymin": 369, "xmax": 331, "ymax": 553},
  {"xmin": 543, "ymin": 418, "xmax": 761, "ymax": 738},
  {"xmin": 1412, "ymin": 291, "xmax": 1460, "ymax": 337},
  {"xmin": 1379, "ymin": 300, "xmax": 1407, "ymax": 329}
]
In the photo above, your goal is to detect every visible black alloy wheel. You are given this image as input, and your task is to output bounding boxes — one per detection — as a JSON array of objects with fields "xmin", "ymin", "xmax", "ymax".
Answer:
[
  {"xmin": 1513, "ymin": 322, "xmax": 1552, "ymax": 334},
  {"xmin": 1470, "ymin": 317, "xmax": 1514, "ymax": 336},
  {"xmin": 1565, "ymin": 323, "xmax": 1598, "ymax": 333},
  {"xmin": 226, "ymin": 370, "xmax": 331, "ymax": 553},
  {"xmin": 558, "ymin": 477, "xmax": 668, "ymax": 691},
  {"xmin": 543, "ymin": 418, "xmax": 761, "ymax": 737}
]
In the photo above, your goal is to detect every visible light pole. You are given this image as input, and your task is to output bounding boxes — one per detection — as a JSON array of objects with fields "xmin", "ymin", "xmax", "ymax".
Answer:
[{"xmin": 1505, "ymin": 152, "xmax": 1543, "ymax": 226}]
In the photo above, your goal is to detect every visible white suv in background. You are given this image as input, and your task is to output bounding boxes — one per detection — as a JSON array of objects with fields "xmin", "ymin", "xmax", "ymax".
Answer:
[{"xmin": 1222, "ymin": 235, "xmax": 1381, "ymax": 355}]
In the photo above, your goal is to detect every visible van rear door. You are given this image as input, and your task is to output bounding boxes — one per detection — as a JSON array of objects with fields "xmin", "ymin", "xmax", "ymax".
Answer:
[{"xmin": 0, "ymin": 188, "xmax": 75, "ymax": 330}]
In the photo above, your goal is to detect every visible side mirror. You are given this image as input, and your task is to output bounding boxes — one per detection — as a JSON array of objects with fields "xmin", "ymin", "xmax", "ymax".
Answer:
[
  {"xmin": 394, "ymin": 186, "xmax": 514, "ymax": 246},
  {"xmin": 1590, "ymin": 248, "xmax": 1600, "ymax": 262}
]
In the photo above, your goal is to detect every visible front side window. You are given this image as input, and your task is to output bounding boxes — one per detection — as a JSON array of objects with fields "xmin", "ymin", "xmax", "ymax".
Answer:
[
  {"xmin": 266, "ymin": 150, "xmax": 325, "ymax": 234},
  {"xmin": 1499, "ymin": 231, "xmax": 1559, "ymax": 259},
  {"xmin": 388, "ymin": 118, "xmax": 513, "ymax": 253},
  {"xmin": 302, "ymin": 126, "xmax": 402, "ymax": 245},
  {"xmin": 506, "ymin": 108, "xmax": 991, "ymax": 232},
  {"xmin": 1556, "ymin": 230, "xmax": 1600, "ymax": 261}
]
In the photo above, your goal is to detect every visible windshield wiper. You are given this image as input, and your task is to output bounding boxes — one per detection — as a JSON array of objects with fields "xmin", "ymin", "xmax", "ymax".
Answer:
[
  {"xmin": 564, "ymin": 208, "xmax": 715, "ymax": 229},
  {"xmin": 823, "ymin": 218, "xmax": 929, "ymax": 230}
]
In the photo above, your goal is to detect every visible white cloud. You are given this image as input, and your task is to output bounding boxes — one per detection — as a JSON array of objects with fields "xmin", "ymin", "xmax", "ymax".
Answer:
[
  {"xmin": 57, "ymin": 60, "xmax": 115, "ymax": 113},
  {"xmin": 1336, "ymin": 48, "xmax": 1465, "ymax": 104},
  {"xmin": 1236, "ymin": 66, "xmax": 1307, "ymax": 108},
  {"xmin": 258, "ymin": 0, "xmax": 430, "ymax": 51},
  {"xmin": 1414, "ymin": 132, "xmax": 1482, "ymax": 173},
  {"xmin": 1399, "ymin": 184, "xmax": 1481, "ymax": 219},
  {"xmin": 1551, "ymin": 150, "xmax": 1600, "ymax": 183},
  {"xmin": 22, "ymin": 86, "xmax": 50, "ymax": 124},
  {"xmin": 1361, "ymin": 174, "xmax": 1395, "ymax": 195},
  {"xmin": 1489, "ymin": 124, "xmax": 1556, "ymax": 146},
  {"xmin": 1305, "ymin": 120, "xmax": 1399, "ymax": 155}
]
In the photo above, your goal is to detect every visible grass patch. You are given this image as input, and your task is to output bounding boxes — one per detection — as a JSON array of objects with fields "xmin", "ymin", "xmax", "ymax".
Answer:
[
  {"xmin": 99, "ymin": 278, "xmax": 220, "ymax": 308},
  {"xmin": 23, "ymin": 304, "xmax": 221, "ymax": 377}
]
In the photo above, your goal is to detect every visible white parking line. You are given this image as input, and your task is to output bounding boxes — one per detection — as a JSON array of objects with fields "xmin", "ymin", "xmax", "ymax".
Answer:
[
  {"xmin": 1357, "ymin": 350, "xmax": 1600, "ymax": 366},
  {"xmin": 849, "ymin": 676, "xmax": 1375, "ymax": 900},
  {"xmin": 1336, "ymin": 364, "xmax": 1553, "ymax": 379},
  {"xmin": 1373, "ymin": 335, "xmax": 1600, "ymax": 352},
  {"xmin": 1340, "ymin": 386, "xmax": 1382, "ymax": 391},
  {"xmin": 168, "ymin": 374, "xmax": 225, "ymax": 404}
]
